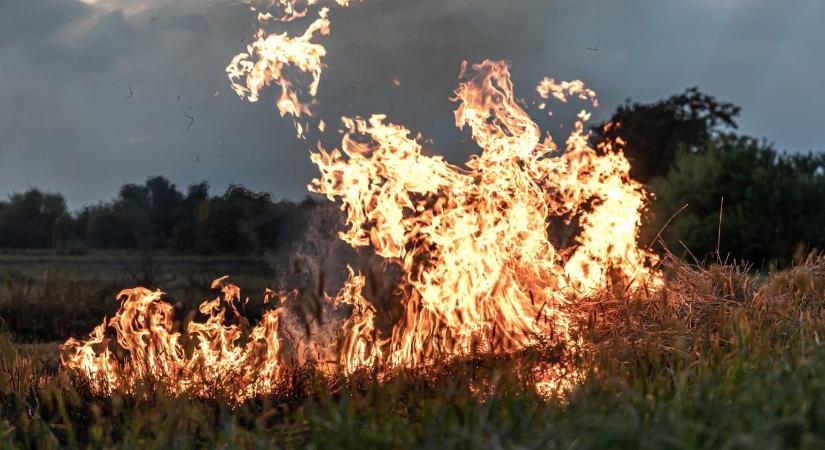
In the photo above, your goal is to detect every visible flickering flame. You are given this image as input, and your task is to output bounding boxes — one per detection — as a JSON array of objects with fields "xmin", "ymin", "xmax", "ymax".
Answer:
[
  {"xmin": 61, "ymin": 278, "xmax": 284, "ymax": 400},
  {"xmin": 310, "ymin": 60, "xmax": 658, "ymax": 371},
  {"xmin": 226, "ymin": 7, "xmax": 330, "ymax": 138},
  {"xmin": 62, "ymin": 0, "xmax": 660, "ymax": 402},
  {"xmin": 536, "ymin": 77, "xmax": 598, "ymax": 107},
  {"xmin": 228, "ymin": 0, "xmax": 359, "ymax": 138}
]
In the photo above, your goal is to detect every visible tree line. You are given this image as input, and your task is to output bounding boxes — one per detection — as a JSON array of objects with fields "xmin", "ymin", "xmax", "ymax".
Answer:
[
  {"xmin": 1, "ymin": 89, "xmax": 824, "ymax": 264},
  {"xmin": 0, "ymin": 179, "xmax": 319, "ymax": 254}
]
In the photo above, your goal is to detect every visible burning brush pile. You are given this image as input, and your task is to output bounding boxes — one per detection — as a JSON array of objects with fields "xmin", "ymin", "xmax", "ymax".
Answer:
[{"xmin": 60, "ymin": 0, "xmax": 662, "ymax": 403}]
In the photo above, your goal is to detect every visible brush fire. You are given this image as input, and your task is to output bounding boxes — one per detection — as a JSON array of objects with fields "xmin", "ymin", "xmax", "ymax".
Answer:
[{"xmin": 60, "ymin": 0, "xmax": 661, "ymax": 403}]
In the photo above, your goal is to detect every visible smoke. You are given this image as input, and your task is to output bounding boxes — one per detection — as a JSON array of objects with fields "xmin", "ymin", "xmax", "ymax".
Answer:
[{"xmin": 272, "ymin": 202, "xmax": 402, "ymax": 368}]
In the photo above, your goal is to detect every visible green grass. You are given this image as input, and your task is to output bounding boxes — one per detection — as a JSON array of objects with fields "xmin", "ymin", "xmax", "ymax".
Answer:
[{"xmin": 1, "ymin": 253, "xmax": 825, "ymax": 449}]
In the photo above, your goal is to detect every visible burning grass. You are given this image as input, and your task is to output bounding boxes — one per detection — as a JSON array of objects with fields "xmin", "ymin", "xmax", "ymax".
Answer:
[
  {"xmin": 2, "ymin": 254, "xmax": 825, "ymax": 448},
  {"xmin": 5, "ymin": 2, "xmax": 824, "ymax": 446}
]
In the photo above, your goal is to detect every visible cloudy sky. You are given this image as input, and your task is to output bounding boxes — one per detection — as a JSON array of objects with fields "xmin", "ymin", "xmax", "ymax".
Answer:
[{"xmin": 0, "ymin": 0, "xmax": 823, "ymax": 209}]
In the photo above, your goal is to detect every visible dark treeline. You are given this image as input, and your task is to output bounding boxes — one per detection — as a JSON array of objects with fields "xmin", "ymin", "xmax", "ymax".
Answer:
[
  {"xmin": 0, "ymin": 179, "xmax": 319, "ymax": 254},
  {"xmin": 1, "ymin": 89, "xmax": 824, "ymax": 264}
]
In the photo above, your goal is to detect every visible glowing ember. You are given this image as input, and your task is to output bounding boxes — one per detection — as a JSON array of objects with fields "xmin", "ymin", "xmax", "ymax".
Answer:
[{"xmin": 61, "ymin": 0, "xmax": 660, "ymax": 402}]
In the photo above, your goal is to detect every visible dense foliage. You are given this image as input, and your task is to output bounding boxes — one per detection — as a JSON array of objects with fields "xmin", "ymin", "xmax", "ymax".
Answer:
[
  {"xmin": 594, "ymin": 88, "xmax": 824, "ymax": 266},
  {"xmin": 0, "ymin": 190, "xmax": 69, "ymax": 250},
  {"xmin": 643, "ymin": 135, "xmax": 825, "ymax": 266},
  {"xmin": 0, "ymin": 177, "xmax": 319, "ymax": 254},
  {"xmin": 593, "ymin": 87, "xmax": 741, "ymax": 182}
]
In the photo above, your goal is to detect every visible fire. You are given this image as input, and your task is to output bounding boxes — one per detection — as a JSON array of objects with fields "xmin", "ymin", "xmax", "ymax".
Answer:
[
  {"xmin": 61, "ymin": 0, "xmax": 660, "ymax": 402},
  {"xmin": 227, "ymin": 0, "xmax": 360, "ymax": 138},
  {"xmin": 310, "ymin": 59, "xmax": 659, "ymax": 370},
  {"xmin": 226, "ymin": 6, "xmax": 330, "ymax": 138},
  {"xmin": 536, "ymin": 77, "xmax": 599, "ymax": 107},
  {"xmin": 61, "ymin": 279, "xmax": 285, "ymax": 400}
]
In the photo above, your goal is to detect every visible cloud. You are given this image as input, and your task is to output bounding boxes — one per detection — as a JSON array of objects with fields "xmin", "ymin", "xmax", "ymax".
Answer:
[
  {"xmin": 0, "ymin": 0, "xmax": 823, "ymax": 209},
  {"xmin": 0, "ymin": 0, "xmax": 92, "ymax": 46}
]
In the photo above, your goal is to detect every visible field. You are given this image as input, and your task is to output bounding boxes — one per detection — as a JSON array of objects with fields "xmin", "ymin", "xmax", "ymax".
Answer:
[{"xmin": 2, "ymin": 252, "xmax": 825, "ymax": 449}]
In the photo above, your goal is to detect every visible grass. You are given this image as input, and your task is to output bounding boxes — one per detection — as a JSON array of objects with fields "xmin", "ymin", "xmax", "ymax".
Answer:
[
  {"xmin": 1, "ymin": 252, "xmax": 825, "ymax": 449},
  {"xmin": 0, "ymin": 252, "xmax": 277, "ymax": 341}
]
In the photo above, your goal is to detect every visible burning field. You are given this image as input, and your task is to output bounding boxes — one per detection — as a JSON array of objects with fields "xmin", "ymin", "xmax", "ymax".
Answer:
[
  {"xmin": 2, "ymin": 1, "xmax": 825, "ymax": 448},
  {"xmin": 61, "ymin": 0, "xmax": 660, "ymax": 403},
  {"xmin": 5, "ymin": 252, "xmax": 825, "ymax": 448}
]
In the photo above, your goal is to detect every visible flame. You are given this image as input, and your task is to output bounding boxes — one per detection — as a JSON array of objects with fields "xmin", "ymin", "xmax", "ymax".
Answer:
[
  {"xmin": 310, "ymin": 60, "xmax": 658, "ymax": 371},
  {"xmin": 536, "ymin": 77, "xmax": 598, "ymax": 107},
  {"xmin": 226, "ymin": 7, "xmax": 329, "ymax": 138},
  {"xmin": 228, "ymin": 0, "xmax": 360, "ymax": 138},
  {"xmin": 254, "ymin": 1, "xmax": 319, "ymax": 22},
  {"xmin": 61, "ymin": 279, "xmax": 285, "ymax": 400},
  {"xmin": 62, "ymin": 0, "xmax": 660, "ymax": 402}
]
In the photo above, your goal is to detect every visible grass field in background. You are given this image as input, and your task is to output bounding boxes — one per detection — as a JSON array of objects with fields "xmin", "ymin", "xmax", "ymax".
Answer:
[{"xmin": 0, "ymin": 251, "xmax": 278, "ymax": 342}]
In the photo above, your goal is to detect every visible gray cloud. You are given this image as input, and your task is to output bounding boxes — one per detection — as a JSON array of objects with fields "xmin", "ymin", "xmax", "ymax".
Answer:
[
  {"xmin": 0, "ymin": 0, "xmax": 92, "ymax": 46},
  {"xmin": 0, "ymin": 0, "xmax": 823, "ymax": 209}
]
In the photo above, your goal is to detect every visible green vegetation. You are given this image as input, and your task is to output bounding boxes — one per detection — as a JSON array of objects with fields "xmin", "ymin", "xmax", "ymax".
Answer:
[
  {"xmin": 643, "ymin": 134, "xmax": 825, "ymax": 266},
  {"xmin": 594, "ymin": 88, "xmax": 825, "ymax": 264},
  {"xmin": 0, "ymin": 179, "xmax": 319, "ymax": 255},
  {"xmin": 594, "ymin": 87, "xmax": 741, "ymax": 183},
  {"xmin": 1, "ymin": 254, "xmax": 825, "ymax": 449}
]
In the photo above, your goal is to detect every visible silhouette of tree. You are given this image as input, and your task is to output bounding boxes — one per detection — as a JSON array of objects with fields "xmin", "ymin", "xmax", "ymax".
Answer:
[
  {"xmin": 0, "ymin": 190, "xmax": 69, "ymax": 249},
  {"xmin": 593, "ymin": 88, "xmax": 740, "ymax": 182}
]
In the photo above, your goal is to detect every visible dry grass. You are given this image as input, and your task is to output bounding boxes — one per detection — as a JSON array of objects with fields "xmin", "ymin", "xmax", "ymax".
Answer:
[
  {"xmin": 1, "ymin": 254, "xmax": 825, "ymax": 448},
  {"xmin": 0, "ymin": 252, "xmax": 277, "ymax": 341}
]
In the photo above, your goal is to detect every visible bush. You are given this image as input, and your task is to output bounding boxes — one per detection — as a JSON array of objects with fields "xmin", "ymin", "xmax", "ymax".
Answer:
[{"xmin": 643, "ymin": 134, "xmax": 825, "ymax": 266}]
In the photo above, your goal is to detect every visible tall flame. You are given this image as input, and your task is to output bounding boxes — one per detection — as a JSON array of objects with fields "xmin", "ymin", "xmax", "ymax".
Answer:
[
  {"xmin": 310, "ymin": 60, "xmax": 658, "ymax": 370},
  {"xmin": 62, "ymin": 0, "xmax": 660, "ymax": 402}
]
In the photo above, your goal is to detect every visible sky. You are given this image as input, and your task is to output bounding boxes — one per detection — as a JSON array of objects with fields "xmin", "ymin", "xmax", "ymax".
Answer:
[{"xmin": 0, "ymin": 0, "xmax": 823, "ymax": 209}]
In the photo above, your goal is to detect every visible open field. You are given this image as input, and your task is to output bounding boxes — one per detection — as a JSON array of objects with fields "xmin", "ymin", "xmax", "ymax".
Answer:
[
  {"xmin": 0, "ymin": 252, "xmax": 280, "ymax": 343},
  {"xmin": 0, "ymin": 252, "xmax": 824, "ymax": 448}
]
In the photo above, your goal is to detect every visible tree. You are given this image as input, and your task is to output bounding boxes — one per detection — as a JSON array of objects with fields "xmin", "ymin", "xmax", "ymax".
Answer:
[
  {"xmin": 200, "ymin": 185, "xmax": 276, "ymax": 254},
  {"xmin": 0, "ymin": 176, "xmax": 321, "ymax": 255},
  {"xmin": 145, "ymin": 176, "xmax": 185, "ymax": 248},
  {"xmin": 172, "ymin": 182, "xmax": 210, "ymax": 251},
  {"xmin": 593, "ymin": 88, "xmax": 740, "ymax": 182},
  {"xmin": 643, "ymin": 134, "xmax": 825, "ymax": 265},
  {"xmin": 0, "ymin": 189, "xmax": 69, "ymax": 249}
]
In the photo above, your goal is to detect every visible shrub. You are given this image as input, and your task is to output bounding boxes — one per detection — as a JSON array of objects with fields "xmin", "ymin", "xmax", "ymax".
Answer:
[{"xmin": 643, "ymin": 134, "xmax": 825, "ymax": 266}]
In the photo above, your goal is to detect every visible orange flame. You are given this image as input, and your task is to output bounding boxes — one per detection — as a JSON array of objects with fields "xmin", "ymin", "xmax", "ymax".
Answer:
[
  {"xmin": 310, "ymin": 60, "xmax": 658, "ymax": 372},
  {"xmin": 226, "ymin": 7, "xmax": 329, "ymax": 138},
  {"xmin": 61, "ymin": 279, "xmax": 286, "ymax": 400},
  {"xmin": 227, "ymin": 0, "xmax": 360, "ymax": 138},
  {"xmin": 62, "ymin": 1, "xmax": 659, "ymax": 402}
]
